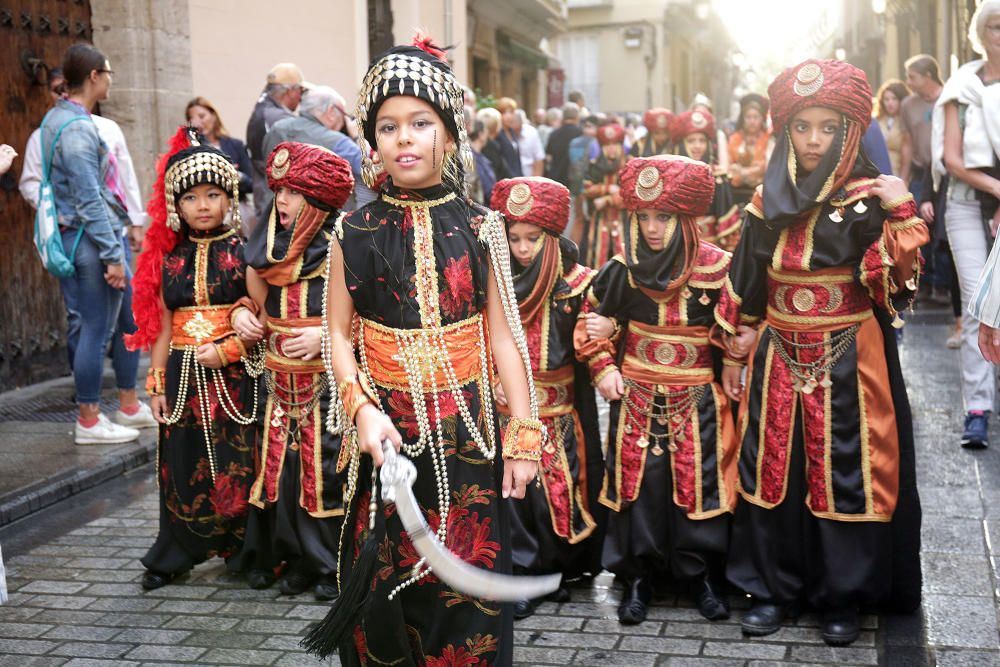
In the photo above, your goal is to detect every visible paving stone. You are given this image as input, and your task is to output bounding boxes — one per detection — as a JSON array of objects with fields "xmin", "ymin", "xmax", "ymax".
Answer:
[
  {"xmin": 48, "ymin": 642, "xmax": 133, "ymax": 659},
  {"xmin": 31, "ymin": 610, "xmax": 107, "ymax": 625},
  {"xmin": 112, "ymin": 628, "xmax": 192, "ymax": 644},
  {"xmin": 556, "ymin": 601, "xmax": 618, "ymax": 618},
  {"xmin": 18, "ymin": 580, "xmax": 90, "ymax": 595},
  {"xmin": 582, "ymin": 618, "xmax": 657, "ymax": 635},
  {"xmin": 42, "ymin": 625, "xmax": 121, "ymax": 642},
  {"xmin": 183, "ymin": 630, "xmax": 266, "ymax": 649},
  {"xmin": 919, "ymin": 486, "xmax": 983, "ymax": 518},
  {"xmin": 259, "ymin": 635, "xmax": 309, "ymax": 651},
  {"xmin": 924, "ymin": 594, "xmax": 1000, "ymax": 649},
  {"xmin": 152, "ymin": 599, "xmax": 225, "ymax": 614},
  {"xmin": 79, "ymin": 583, "xmax": 145, "ymax": 597},
  {"xmin": 0, "ymin": 605, "xmax": 43, "ymax": 621},
  {"xmin": 63, "ymin": 660, "xmax": 140, "ymax": 667},
  {"xmin": 85, "ymin": 597, "xmax": 160, "ymax": 612},
  {"xmin": 511, "ymin": 646, "xmax": 576, "ymax": 664},
  {"xmin": 219, "ymin": 601, "xmax": 294, "ymax": 617},
  {"xmin": 884, "ymin": 612, "xmax": 927, "ymax": 647},
  {"xmin": 66, "ymin": 569, "xmax": 142, "ymax": 583},
  {"xmin": 208, "ymin": 587, "xmax": 283, "ymax": 600},
  {"xmin": 283, "ymin": 604, "xmax": 331, "ymax": 621},
  {"xmin": 618, "ymin": 636, "xmax": 702, "ymax": 655},
  {"xmin": 935, "ymin": 649, "xmax": 1000, "ymax": 666},
  {"xmin": 274, "ymin": 653, "xmax": 339, "ymax": 667},
  {"xmin": 238, "ymin": 618, "xmax": 313, "ymax": 634},
  {"xmin": 95, "ymin": 612, "xmax": 172, "ymax": 628},
  {"xmin": 61, "ymin": 557, "xmax": 136, "ymax": 570},
  {"xmin": 0, "ymin": 622, "xmax": 54, "ymax": 638},
  {"xmin": 922, "ymin": 552, "xmax": 994, "ymax": 596},
  {"xmin": 703, "ymin": 641, "xmax": 787, "ymax": 659},
  {"xmin": 163, "ymin": 615, "xmax": 241, "ymax": 632},
  {"xmin": 922, "ymin": 517, "xmax": 988, "ymax": 554},
  {"xmin": 646, "ymin": 606, "xmax": 712, "ymax": 622},
  {"xmin": 523, "ymin": 630, "xmax": 618, "ymax": 649},
  {"xmin": 198, "ymin": 648, "xmax": 284, "ymax": 664},
  {"xmin": 788, "ymin": 644, "xmax": 879, "ymax": 664},
  {"xmin": 0, "ymin": 638, "xmax": 61, "ymax": 655},
  {"xmin": 661, "ymin": 658, "xmax": 745, "ymax": 667},
  {"xmin": 24, "ymin": 595, "xmax": 98, "ymax": 610},
  {"xmin": 123, "ymin": 645, "xmax": 206, "ymax": 662},
  {"xmin": 143, "ymin": 584, "xmax": 221, "ymax": 600},
  {"xmin": 0, "ymin": 657, "xmax": 67, "ymax": 667},
  {"xmin": 573, "ymin": 650, "xmax": 659, "ymax": 666}
]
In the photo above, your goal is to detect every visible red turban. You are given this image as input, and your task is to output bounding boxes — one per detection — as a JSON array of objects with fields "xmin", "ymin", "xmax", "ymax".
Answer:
[
  {"xmin": 491, "ymin": 176, "xmax": 570, "ymax": 236},
  {"xmin": 266, "ymin": 142, "xmax": 354, "ymax": 210},
  {"xmin": 597, "ymin": 123, "xmax": 626, "ymax": 146},
  {"xmin": 671, "ymin": 109, "xmax": 716, "ymax": 142},
  {"xmin": 619, "ymin": 155, "xmax": 714, "ymax": 216},
  {"xmin": 768, "ymin": 59, "xmax": 872, "ymax": 131},
  {"xmin": 643, "ymin": 108, "xmax": 674, "ymax": 134}
]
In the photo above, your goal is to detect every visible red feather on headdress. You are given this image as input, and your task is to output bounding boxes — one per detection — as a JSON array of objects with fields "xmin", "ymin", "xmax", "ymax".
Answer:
[
  {"xmin": 125, "ymin": 126, "xmax": 193, "ymax": 351},
  {"xmin": 411, "ymin": 31, "xmax": 448, "ymax": 62}
]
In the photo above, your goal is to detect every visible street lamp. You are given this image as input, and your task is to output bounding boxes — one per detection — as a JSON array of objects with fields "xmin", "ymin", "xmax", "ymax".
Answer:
[
  {"xmin": 695, "ymin": 0, "xmax": 710, "ymax": 21},
  {"xmin": 871, "ymin": 0, "xmax": 887, "ymax": 15}
]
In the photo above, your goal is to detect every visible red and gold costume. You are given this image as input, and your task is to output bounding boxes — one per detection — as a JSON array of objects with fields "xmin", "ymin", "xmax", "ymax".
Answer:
[
  {"xmin": 580, "ymin": 123, "xmax": 628, "ymax": 268},
  {"xmin": 574, "ymin": 156, "xmax": 740, "ymax": 604},
  {"xmin": 715, "ymin": 59, "xmax": 926, "ymax": 613},
  {"xmin": 628, "ymin": 108, "xmax": 674, "ymax": 159},
  {"xmin": 672, "ymin": 110, "xmax": 742, "ymax": 251},
  {"xmin": 491, "ymin": 177, "xmax": 605, "ymax": 583},
  {"xmin": 236, "ymin": 142, "xmax": 355, "ymax": 589}
]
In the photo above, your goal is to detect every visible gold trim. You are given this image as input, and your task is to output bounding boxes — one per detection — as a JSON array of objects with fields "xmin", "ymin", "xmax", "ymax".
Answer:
[
  {"xmin": 857, "ymin": 358, "xmax": 874, "ymax": 515},
  {"xmin": 767, "ymin": 267, "xmax": 855, "ymax": 284},
  {"xmin": 382, "ymin": 192, "xmax": 457, "ymax": 209}
]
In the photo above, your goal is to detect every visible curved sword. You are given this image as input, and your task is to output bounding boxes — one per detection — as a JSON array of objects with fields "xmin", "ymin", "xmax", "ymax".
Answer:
[{"xmin": 379, "ymin": 440, "xmax": 561, "ymax": 602}]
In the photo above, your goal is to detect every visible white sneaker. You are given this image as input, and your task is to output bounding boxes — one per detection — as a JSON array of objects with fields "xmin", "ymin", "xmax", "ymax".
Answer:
[
  {"xmin": 115, "ymin": 401, "xmax": 158, "ymax": 429},
  {"xmin": 946, "ymin": 331, "xmax": 962, "ymax": 350},
  {"xmin": 75, "ymin": 414, "xmax": 140, "ymax": 445}
]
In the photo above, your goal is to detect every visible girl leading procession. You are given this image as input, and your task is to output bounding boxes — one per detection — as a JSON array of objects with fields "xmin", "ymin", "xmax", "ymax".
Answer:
[
  {"xmin": 309, "ymin": 35, "xmax": 540, "ymax": 665},
  {"xmin": 491, "ymin": 176, "xmax": 604, "ymax": 619},
  {"xmin": 232, "ymin": 142, "xmax": 355, "ymax": 600},
  {"xmin": 574, "ymin": 155, "xmax": 744, "ymax": 626},
  {"xmin": 128, "ymin": 128, "xmax": 263, "ymax": 590},
  {"xmin": 715, "ymin": 59, "xmax": 926, "ymax": 646},
  {"xmin": 580, "ymin": 123, "xmax": 627, "ymax": 268}
]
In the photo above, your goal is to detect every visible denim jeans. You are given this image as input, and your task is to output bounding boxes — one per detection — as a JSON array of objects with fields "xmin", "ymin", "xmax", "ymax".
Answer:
[{"xmin": 59, "ymin": 228, "xmax": 125, "ymax": 404}]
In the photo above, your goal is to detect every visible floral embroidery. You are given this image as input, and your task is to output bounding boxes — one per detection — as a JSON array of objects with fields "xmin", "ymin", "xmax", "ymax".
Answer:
[
  {"xmin": 209, "ymin": 475, "xmax": 249, "ymax": 518},
  {"xmin": 439, "ymin": 253, "xmax": 475, "ymax": 320}
]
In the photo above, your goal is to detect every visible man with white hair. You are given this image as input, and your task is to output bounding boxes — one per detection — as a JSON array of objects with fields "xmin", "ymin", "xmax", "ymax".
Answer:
[
  {"xmin": 260, "ymin": 85, "xmax": 376, "ymax": 214},
  {"xmin": 247, "ymin": 63, "xmax": 307, "ymax": 219},
  {"xmin": 514, "ymin": 108, "xmax": 546, "ymax": 177}
]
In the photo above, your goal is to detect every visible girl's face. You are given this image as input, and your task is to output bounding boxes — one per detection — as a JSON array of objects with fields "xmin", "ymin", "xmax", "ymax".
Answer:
[
  {"xmin": 374, "ymin": 95, "xmax": 456, "ymax": 190},
  {"xmin": 275, "ymin": 185, "xmax": 305, "ymax": 227},
  {"xmin": 178, "ymin": 183, "xmax": 230, "ymax": 231},
  {"xmin": 187, "ymin": 105, "xmax": 217, "ymax": 137},
  {"xmin": 601, "ymin": 143, "xmax": 622, "ymax": 161},
  {"xmin": 683, "ymin": 133, "xmax": 709, "ymax": 162},
  {"xmin": 789, "ymin": 106, "xmax": 841, "ymax": 175},
  {"xmin": 742, "ymin": 107, "xmax": 763, "ymax": 134},
  {"xmin": 507, "ymin": 222, "xmax": 544, "ymax": 267},
  {"xmin": 635, "ymin": 209, "xmax": 677, "ymax": 251},
  {"xmin": 881, "ymin": 90, "xmax": 900, "ymax": 117}
]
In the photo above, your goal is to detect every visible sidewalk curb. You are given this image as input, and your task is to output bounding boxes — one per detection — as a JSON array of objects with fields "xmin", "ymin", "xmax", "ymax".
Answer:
[{"xmin": 0, "ymin": 433, "xmax": 155, "ymax": 528}]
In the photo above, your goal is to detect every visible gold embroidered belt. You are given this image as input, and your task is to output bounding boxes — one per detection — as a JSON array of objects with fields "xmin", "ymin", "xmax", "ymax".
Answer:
[
  {"xmin": 265, "ymin": 316, "xmax": 325, "ymax": 374},
  {"xmin": 498, "ymin": 364, "xmax": 575, "ymax": 418},
  {"xmin": 171, "ymin": 305, "xmax": 236, "ymax": 346},
  {"xmin": 359, "ymin": 314, "xmax": 487, "ymax": 391},
  {"xmin": 766, "ymin": 267, "xmax": 872, "ymax": 332},
  {"xmin": 621, "ymin": 322, "xmax": 714, "ymax": 387}
]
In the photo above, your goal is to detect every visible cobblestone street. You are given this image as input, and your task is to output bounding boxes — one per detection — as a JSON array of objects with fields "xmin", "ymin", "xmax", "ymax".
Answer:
[{"xmin": 1, "ymin": 305, "xmax": 999, "ymax": 666}]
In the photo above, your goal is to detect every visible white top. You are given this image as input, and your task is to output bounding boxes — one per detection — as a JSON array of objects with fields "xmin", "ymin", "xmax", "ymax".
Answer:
[
  {"xmin": 932, "ymin": 59, "xmax": 1000, "ymax": 192},
  {"xmin": 516, "ymin": 123, "xmax": 546, "ymax": 176},
  {"xmin": 19, "ymin": 114, "xmax": 146, "ymax": 227}
]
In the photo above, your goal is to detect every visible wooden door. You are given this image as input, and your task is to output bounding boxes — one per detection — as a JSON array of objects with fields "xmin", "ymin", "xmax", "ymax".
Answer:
[{"xmin": 0, "ymin": 0, "xmax": 92, "ymax": 391}]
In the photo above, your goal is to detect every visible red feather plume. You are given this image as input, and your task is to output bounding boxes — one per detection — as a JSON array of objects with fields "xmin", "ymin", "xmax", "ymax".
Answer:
[
  {"xmin": 411, "ymin": 31, "xmax": 448, "ymax": 62},
  {"xmin": 125, "ymin": 126, "xmax": 192, "ymax": 351}
]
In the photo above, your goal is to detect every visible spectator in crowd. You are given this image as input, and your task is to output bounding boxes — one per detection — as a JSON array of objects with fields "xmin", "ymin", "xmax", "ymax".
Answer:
[
  {"xmin": 185, "ymin": 96, "xmax": 254, "ymax": 232},
  {"xmin": 495, "ymin": 97, "xmax": 524, "ymax": 177},
  {"xmin": 537, "ymin": 106, "xmax": 562, "ymax": 149},
  {"xmin": 20, "ymin": 65, "xmax": 153, "ymax": 438},
  {"xmin": 727, "ymin": 93, "xmax": 772, "ymax": 206},
  {"xmin": 0, "ymin": 144, "xmax": 16, "ymax": 174},
  {"xmin": 246, "ymin": 63, "xmax": 306, "ymax": 220},
  {"xmin": 567, "ymin": 115, "xmax": 600, "ymax": 244},
  {"xmin": 466, "ymin": 120, "xmax": 495, "ymax": 205},
  {"xmin": 260, "ymin": 85, "xmax": 374, "ymax": 213},
  {"xmin": 545, "ymin": 102, "xmax": 582, "ymax": 188},
  {"xmin": 514, "ymin": 109, "xmax": 546, "ymax": 177},
  {"xmin": 863, "ymin": 118, "xmax": 894, "ymax": 176},
  {"xmin": 42, "ymin": 43, "xmax": 147, "ymax": 444},
  {"xmin": 937, "ymin": 0, "xmax": 1000, "ymax": 448},
  {"xmin": 477, "ymin": 106, "xmax": 511, "ymax": 181},
  {"xmin": 568, "ymin": 90, "xmax": 590, "ymax": 117},
  {"xmin": 902, "ymin": 55, "xmax": 945, "ymax": 198},
  {"xmin": 873, "ymin": 79, "xmax": 910, "ymax": 175}
]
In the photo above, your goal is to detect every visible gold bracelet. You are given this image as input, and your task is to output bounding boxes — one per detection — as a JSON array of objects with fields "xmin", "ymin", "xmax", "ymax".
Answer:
[
  {"xmin": 338, "ymin": 375, "xmax": 379, "ymax": 423},
  {"xmin": 145, "ymin": 367, "xmax": 166, "ymax": 397},
  {"xmin": 880, "ymin": 193, "xmax": 914, "ymax": 211},
  {"xmin": 503, "ymin": 417, "xmax": 544, "ymax": 461},
  {"xmin": 214, "ymin": 342, "xmax": 229, "ymax": 367}
]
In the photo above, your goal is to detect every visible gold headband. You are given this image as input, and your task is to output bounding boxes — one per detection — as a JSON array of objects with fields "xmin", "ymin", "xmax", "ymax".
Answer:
[{"xmin": 164, "ymin": 151, "xmax": 241, "ymax": 231}]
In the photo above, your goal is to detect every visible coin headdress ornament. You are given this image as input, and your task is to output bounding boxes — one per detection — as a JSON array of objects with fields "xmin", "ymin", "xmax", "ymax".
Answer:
[
  {"xmin": 355, "ymin": 31, "xmax": 473, "ymax": 195},
  {"xmin": 163, "ymin": 139, "xmax": 242, "ymax": 232},
  {"xmin": 768, "ymin": 58, "xmax": 872, "ymax": 132},
  {"xmin": 490, "ymin": 176, "xmax": 571, "ymax": 236}
]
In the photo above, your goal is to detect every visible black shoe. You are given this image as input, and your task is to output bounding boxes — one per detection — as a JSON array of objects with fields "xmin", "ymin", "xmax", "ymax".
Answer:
[
  {"xmin": 141, "ymin": 569, "xmax": 179, "ymax": 590},
  {"xmin": 246, "ymin": 569, "xmax": 275, "ymax": 590},
  {"xmin": 961, "ymin": 411, "xmax": 990, "ymax": 449},
  {"xmin": 547, "ymin": 585, "xmax": 571, "ymax": 603},
  {"xmin": 696, "ymin": 577, "xmax": 730, "ymax": 621},
  {"xmin": 314, "ymin": 573, "xmax": 338, "ymax": 601},
  {"xmin": 741, "ymin": 603, "xmax": 787, "ymax": 636},
  {"xmin": 617, "ymin": 577, "xmax": 652, "ymax": 625},
  {"xmin": 278, "ymin": 563, "xmax": 317, "ymax": 596},
  {"xmin": 514, "ymin": 597, "xmax": 540, "ymax": 619},
  {"xmin": 821, "ymin": 608, "xmax": 860, "ymax": 646}
]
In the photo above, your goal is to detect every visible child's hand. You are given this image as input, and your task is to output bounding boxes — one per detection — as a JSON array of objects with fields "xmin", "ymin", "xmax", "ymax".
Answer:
[
  {"xmin": 281, "ymin": 326, "xmax": 322, "ymax": 360},
  {"xmin": 233, "ymin": 308, "xmax": 264, "ymax": 342},
  {"xmin": 990, "ymin": 209, "xmax": 1000, "ymax": 239},
  {"xmin": 870, "ymin": 175, "xmax": 909, "ymax": 207},
  {"xmin": 196, "ymin": 343, "xmax": 224, "ymax": 369},
  {"xmin": 721, "ymin": 365, "xmax": 744, "ymax": 402},
  {"xmin": 150, "ymin": 395, "xmax": 170, "ymax": 424},
  {"xmin": 597, "ymin": 369, "xmax": 624, "ymax": 401},
  {"xmin": 584, "ymin": 313, "xmax": 616, "ymax": 339}
]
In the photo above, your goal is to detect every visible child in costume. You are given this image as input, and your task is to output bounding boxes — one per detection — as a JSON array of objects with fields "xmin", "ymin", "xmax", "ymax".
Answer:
[
  {"xmin": 672, "ymin": 109, "xmax": 742, "ymax": 252},
  {"xmin": 311, "ymin": 35, "xmax": 540, "ymax": 665},
  {"xmin": 231, "ymin": 142, "xmax": 355, "ymax": 600},
  {"xmin": 715, "ymin": 59, "xmax": 926, "ymax": 646},
  {"xmin": 580, "ymin": 123, "xmax": 627, "ymax": 268},
  {"xmin": 129, "ymin": 129, "xmax": 263, "ymax": 590},
  {"xmin": 628, "ymin": 108, "xmax": 674, "ymax": 159},
  {"xmin": 491, "ymin": 176, "xmax": 604, "ymax": 619},
  {"xmin": 574, "ymin": 155, "xmax": 742, "ymax": 625}
]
